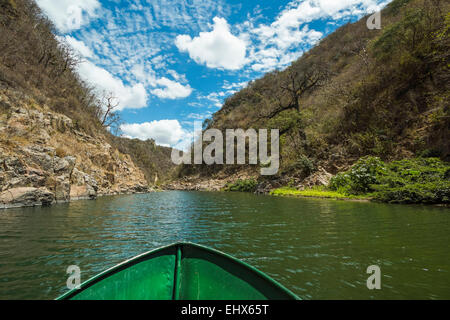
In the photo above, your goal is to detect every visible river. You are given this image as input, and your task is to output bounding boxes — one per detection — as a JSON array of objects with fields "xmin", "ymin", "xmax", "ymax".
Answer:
[{"xmin": 0, "ymin": 191, "xmax": 449, "ymax": 299}]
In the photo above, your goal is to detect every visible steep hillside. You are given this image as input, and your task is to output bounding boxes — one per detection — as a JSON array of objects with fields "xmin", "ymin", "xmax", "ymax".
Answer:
[
  {"xmin": 0, "ymin": 0, "xmax": 174, "ymax": 208},
  {"xmin": 176, "ymin": 0, "xmax": 449, "ymax": 192},
  {"xmin": 0, "ymin": 90, "xmax": 149, "ymax": 209},
  {"xmin": 109, "ymin": 136, "xmax": 176, "ymax": 184}
]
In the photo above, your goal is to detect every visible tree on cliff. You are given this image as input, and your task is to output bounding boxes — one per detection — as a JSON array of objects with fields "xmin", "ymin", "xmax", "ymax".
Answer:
[
  {"xmin": 98, "ymin": 92, "xmax": 122, "ymax": 135},
  {"xmin": 262, "ymin": 62, "xmax": 329, "ymax": 121}
]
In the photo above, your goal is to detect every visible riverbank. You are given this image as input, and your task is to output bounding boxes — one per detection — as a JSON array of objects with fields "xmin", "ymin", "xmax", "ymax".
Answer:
[
  {"xmin": 259, "ymin": 157, "xmax": 450, "ymax": 205},
  {"xmin": 163, "ymin": 172, "xmax": 259, "ymax": 192},
  {"xmin": 167, "ymin": 156, "xmax": 450, "ymax": 206},
  {"xmin": 270, "ymin": 186, "xmax": 371, "ymax": 201},
  {"xmin": 0, "ymin": 189, "xmax": 152, "ymax": 210}
]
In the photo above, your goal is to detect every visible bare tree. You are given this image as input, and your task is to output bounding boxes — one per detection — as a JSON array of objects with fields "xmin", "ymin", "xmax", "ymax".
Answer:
[
  {"xmin": 53, "ymin": 42, "xmax": 82, "ymax": 79},
  {"xmin": 261, "ymin": 63, "xmax": 329, "ymax": 120},
  {"xmin": 99, "ymin": 92, "xmax": 122, "ymax": 134},
  {"xmin": 343, "ymin": 38, "xmax": 371, "ymax": 71}
]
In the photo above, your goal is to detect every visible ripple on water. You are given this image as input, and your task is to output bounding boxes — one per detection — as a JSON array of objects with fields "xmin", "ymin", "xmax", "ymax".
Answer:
[{"xmin": 0, "ymin": 191, "xmax": 449, "ymax": 300}]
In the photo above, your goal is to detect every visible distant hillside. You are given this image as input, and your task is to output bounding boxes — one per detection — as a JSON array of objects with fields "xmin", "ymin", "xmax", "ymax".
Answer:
[
  {"xmin": 109, "ymin": 136, "xmax": 176, "ymax": 183},
  {"xmin": 178, "ymin": 0, "xmax": 449, "ymax": 182}
]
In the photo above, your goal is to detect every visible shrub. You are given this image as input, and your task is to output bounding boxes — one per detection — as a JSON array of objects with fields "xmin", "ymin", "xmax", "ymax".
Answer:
[
  {"xmin": 374, "ymin": 182, "xmax": 450, "ymax": 204},
  {"xmin": 329, "ymin": 172, "xmax": 352, "ymax": 194},
  {"xmin": 329, "ymin": 156, "xmax": 450, "ymax": 204},
  {"xmin": 350, "ymin": 156, "xmax": 385, "ymax": 192},
  {"xmin": 296, "ymin": 155, "xmax": 317, "ymax": 177},
  {"xmin": 224, "ymin": 179, "xmax": 258, "ymax": 192},
  {"xmin": 418, "ymin": 149, "xmax": 442, "ymax": 158},
  {"xmin": 55, "ymin": 147, "xmax": 67, "ymax": 158}
]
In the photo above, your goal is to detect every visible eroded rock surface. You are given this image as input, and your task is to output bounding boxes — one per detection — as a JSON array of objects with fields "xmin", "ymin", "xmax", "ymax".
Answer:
[{"xmin": 0, "ymin": 91, "xmax": 149, "ymax": 209}]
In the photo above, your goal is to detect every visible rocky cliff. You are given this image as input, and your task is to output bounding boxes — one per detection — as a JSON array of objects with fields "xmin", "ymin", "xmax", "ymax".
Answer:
[{"xmin": 0, "ymin": 90, "xmax": 149, "ymax": 209}]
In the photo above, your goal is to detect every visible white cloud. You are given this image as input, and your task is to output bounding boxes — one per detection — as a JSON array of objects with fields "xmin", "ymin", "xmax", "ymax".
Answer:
[
  {"xmin": 222, "ymin": 80, "xmax": 248, "ymax": 90},
  {"xmin": 121, "ymin": 120, "xmax": 187, "ymax": 147},
  {"xmin": 36, "ymin": 0, "xmax": 100, "ymax": 32},
  {"xmin": 175, "ymin": 17, "xmax": 247, "ymax": 70},
  {"xmin": 151, "ymin": 77, "xmax": 193, "ymax": 99},
  {"xmin": 77, "ymin": 60, "xmax": 148, "ymax": 110},
  {"xmin": 246, "ymin": 0, "xmax": 388, "ymax": 72},
  {"xmin": 167, "ymin": 70, "xmax": 187, "ymax": 83},
  {"xmin": 186, "ymin": 112, "xmax": 212, "ymax": 120},
  {"xmin": 58, "ymin": 35, "xmax": 95, "ymax": 58},
  {"xmin": 203, "ymin": 92, "xmax": 223, "ymax": 108},
  {"xmin": 55, "ymin": 34, "xmax": 151, "ymax": 110}
]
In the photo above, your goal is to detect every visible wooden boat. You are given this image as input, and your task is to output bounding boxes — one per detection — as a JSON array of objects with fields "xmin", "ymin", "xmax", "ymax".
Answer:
[{"xmin": 57, "ymin": 242, "xmax": 299, "ymax": 300}]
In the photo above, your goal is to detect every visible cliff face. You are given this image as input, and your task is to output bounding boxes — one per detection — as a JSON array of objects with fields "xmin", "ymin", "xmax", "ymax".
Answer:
[{"xmin": 0, "ymin": 90, "xmax": 149, "ymax": 209}]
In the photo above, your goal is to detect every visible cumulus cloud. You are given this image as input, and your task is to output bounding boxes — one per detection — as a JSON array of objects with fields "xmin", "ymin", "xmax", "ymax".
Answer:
[
  {"xmin": 36, "ymin": 0, "xmax": 100, "ymax": 32},
  {"xmin": 77, "ymin": 60, "xmax": 148, "ymax": 110},
  {"xmin": 121, "ymin": 120, "xmax": 187, "ymax": 147},
  {"xmin": 151, "ymin": 77, "xmax": 193, "ymax": 99},
  {"xmin": 246, "ymin": 0, "xmax": 388, "ymax": 72},
  {"xmin": 175, "ymin": 17, "xmax": 247, "ymax": 70}
]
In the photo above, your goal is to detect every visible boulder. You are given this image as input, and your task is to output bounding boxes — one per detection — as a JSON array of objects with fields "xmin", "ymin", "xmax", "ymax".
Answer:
[
  {"xmin": 54, "ymin": 175, "xmax": 71, "ymax": 202},
  {"xmin": 3, "ymin": 157, "xmax": 26, "ymax": 174},
  {"xmin": 69, "ymin": 168, "xmax": 98, "ymax": 200},
  {"xmin": 69, "ymin": 185, "xmax": 96, "ymax": 200},
  {"xmin": 54, "ymin": 156, "xmax": 76, "ymax": 174},
  {"xmin": 21, "ymin": 147, "xmax": 53, "ymax": 172},
  {"xmin": 0, "ymin": 187, "xmax": 54, "ymax": 209},
  {"xmin": 53, "ymin": 156, "xmax": 76, "ymax": 202},
  {"xmin": 301, "ymin": 167, "xmax": 334, "ymax": 188}
]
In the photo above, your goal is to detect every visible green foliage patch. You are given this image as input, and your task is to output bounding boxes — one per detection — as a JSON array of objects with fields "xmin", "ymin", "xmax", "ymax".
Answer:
[
  {"xmin": 271, "ymin": 186, "xmax": 368, "ymax": 200},
  {"xmin": 224, "ymin": 179, "xmax": 258, "ymax": 192},
  {"xmin": 329, "ymin": 157, "xmax": 450, "ymax": 204}
]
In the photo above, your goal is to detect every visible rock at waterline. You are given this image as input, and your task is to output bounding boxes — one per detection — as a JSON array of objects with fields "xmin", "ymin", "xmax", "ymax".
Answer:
[{"xmin": 0, "ymin": 187, "xmax": 54, "ymax": 209}]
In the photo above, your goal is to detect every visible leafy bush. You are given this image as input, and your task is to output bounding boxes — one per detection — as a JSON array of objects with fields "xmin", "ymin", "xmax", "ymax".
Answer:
[
  {"xmin": 224, "ymin": 179, "xmax": 258, "ymax": 192},
  {"xmin": 329, "ymin": 157, "xmax": 450, "ymax": 204},
  {"xmin": 330, "ymin": 156, "xmax": 385, "ymax": 194},
  {"xmin": 347, "ymin": 156, "xmax": 385, "ymax": 193},
  {"xmin": 296, "ymin": 155, "xmax": 317, "ymax": 177},
  {"xmin": 418, "ymin": 149, "xmax": 442, "ymax": 158},
  {"xmin": 374, "ymin": 182, "xmax": 450, "ymax": 204},
  {"xmin": 329, "ymin": 172, "xmax": 352, "ymax": 194},
  {"xmin": 271, "ymin": 186, "xmax": 367, "ymax": 199}
]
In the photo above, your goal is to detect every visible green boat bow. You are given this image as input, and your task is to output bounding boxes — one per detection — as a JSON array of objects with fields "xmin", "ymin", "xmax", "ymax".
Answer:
[{"xmin": 57, "ymin": 242, "xmax": 299, "ymax": 300}]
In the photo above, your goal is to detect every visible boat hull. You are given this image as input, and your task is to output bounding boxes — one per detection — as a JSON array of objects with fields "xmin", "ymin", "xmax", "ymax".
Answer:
[{"xmin": 57, "ymin": 243, "xmax": 299, "ymax": 300}]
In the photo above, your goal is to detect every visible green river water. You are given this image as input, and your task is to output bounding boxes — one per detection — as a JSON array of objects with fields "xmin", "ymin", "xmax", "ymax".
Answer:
[{"xmin": 0, "ymin": 191, "xmax": 449, "ymax": 300}]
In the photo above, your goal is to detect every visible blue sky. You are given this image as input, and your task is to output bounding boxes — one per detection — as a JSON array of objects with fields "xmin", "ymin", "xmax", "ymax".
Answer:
[{"xmin": 36, "ymin": 0, "xmax": 390, "ymax": 149}]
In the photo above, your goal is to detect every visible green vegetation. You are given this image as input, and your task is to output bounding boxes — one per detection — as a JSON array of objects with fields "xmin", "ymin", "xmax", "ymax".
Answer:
[
  {"xmin": 224, "ymin": 179, "xmax": 258, "ymax": 192},
  {"xmin": 271, "ymin": 186, "xmax": 369, "ymax": 200},
  {"xmin": 109, "ymin": 136, "xmax": 176, "ymax": 183},
  {"xmin": 329, "ymin": 157, "xmax": 450, "ymax": 204},
  {"xmin": 329, "ymin": 156, "xmax": 385, "ymax": 194},
  {"xmin": 273, "ymin": 157, "xmax": 450, "ymax": 204}
]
